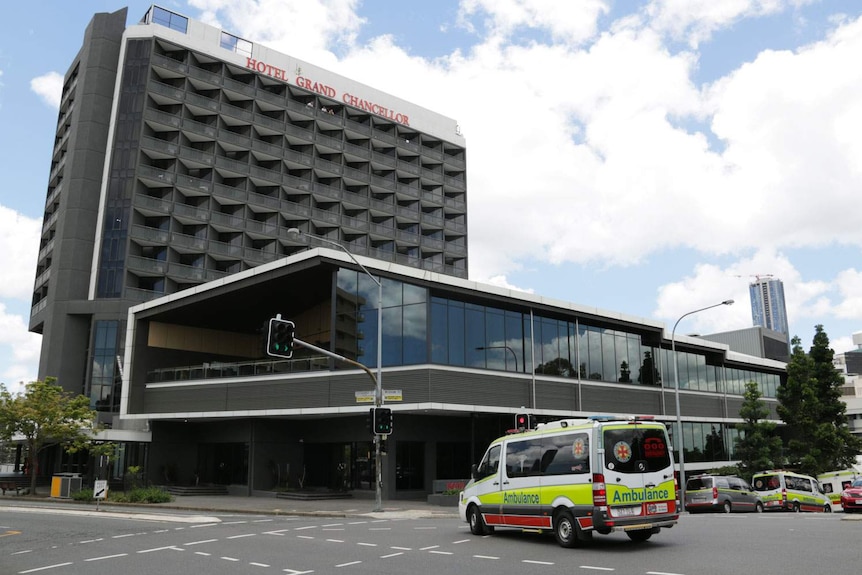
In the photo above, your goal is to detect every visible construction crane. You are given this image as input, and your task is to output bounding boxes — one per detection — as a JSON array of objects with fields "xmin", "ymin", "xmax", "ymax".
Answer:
[{"xmin": 734, "ymin": 274, "xmax": 774, "ymax": 283}]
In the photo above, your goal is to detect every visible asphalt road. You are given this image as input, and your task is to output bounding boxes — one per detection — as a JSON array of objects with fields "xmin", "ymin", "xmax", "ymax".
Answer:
[{"xmin": 2, "ymin": 506, "xmax": 860, "ymax": 574}]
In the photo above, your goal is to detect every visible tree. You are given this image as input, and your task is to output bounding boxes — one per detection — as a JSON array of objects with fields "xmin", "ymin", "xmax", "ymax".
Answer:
[
  {"xmin": 0, "ymin": 378, "xmax": 101, "ymax": 493},
  {"xmin": 735, "ymin": 381, "xmax": 783, "ymax": 481},
  {"xmin": 776, "ymin": 326, "xmax": 862, "ymax": 476}
]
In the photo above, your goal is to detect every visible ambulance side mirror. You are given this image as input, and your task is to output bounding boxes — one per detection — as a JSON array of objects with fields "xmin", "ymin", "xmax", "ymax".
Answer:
[{"xmin": 471, "ymin": 463, "xmax": 480, "ymax": 480}]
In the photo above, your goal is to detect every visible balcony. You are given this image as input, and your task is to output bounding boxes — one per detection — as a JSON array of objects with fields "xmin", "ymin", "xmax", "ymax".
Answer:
[
  {"xmin": 421, "ymin": 212, "xmax": 444, "ymax": 227},
  {"xmin": 249, "ymin": 164, "xmax": 283, "ymax": 186},
  {"xmin": 215, "ymin": 155, "xmax": 250, "ymax": 175},
  {"xmin": 144, "ymin": 107, "xmax": 181, "ymax": 129},
  {"xmin": 185, "ymin": 91, "xmax": 219, "ymax": 112},
  {"xmin": 148, "ymin": 79, "xmax": 184, "ymax": 103},
  {"xmin": 129, "ymin": 224, "xmax": 170, "ymax": 244},
  {"xmin": 210, "ymin": 211, "xmax": 245, "ymax": 230},
  {"xmin": 222, "ymin": 76, "xmax": 256, "ymax": 98},
  {"xmin": 254, "ymin": 113, "xmax": 284, "ymax": 132},
  {"xmin": 182, "ymin": 116, "xmax": 217, "ymax": 140},
  {"xmin": 246, "ymin": 218, "xmax": 278, "ymax": 235},
  {"xmin": 212, "ymin": 183, "xmax": 248, "ymax": 203},
  {"xmin": 176, "ymin": 174, "xmax": 212, "ymax": 195},
  {"xmin": 220, "ymin": 101, "xmax": 254, "ymax": 123},
  {"xmin": 248, "ymin": 189, "xmax": 281, "ymax": 210},
  {"xmin": 217, "ymin": 128, "xmax": 251, "ymax": 148},
  {"xmin": 187, "ymin": 64, "xmax": 222, "ymax": 87},
  {"xmin": 311, "ymin": 207, "xmax": 341, "ymax": 226},
  {"xmin": 170, "ymin": 231, "xmax": 208, "ymax": 251},
  {"xmin": 151, "ymin": 52, "xmax": 188, "ymax": 75},
  {"xmin": 127, "ymin": 255, "xmax": 167, "ymax": 275}
]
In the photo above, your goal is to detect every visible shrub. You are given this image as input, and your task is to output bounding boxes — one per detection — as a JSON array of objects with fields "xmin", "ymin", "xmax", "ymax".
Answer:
[
  {"xmin": 72, "ymin": 488, "xmax": 94, "ymax": 502},
  {"xmin": 111, "ymin": 486, "xmax": 173, "ymax": 504}
]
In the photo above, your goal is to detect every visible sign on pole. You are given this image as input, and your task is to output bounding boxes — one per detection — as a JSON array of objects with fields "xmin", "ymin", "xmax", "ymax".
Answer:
[
  {"xmin": 355, "ymin": 390, "xmax": 375, "ymax": 403},
  {"xmin": 93, "ymin": 479, "xmax": 108, "ymax": 499},
  {"xmin": 383, "ymin": 389, "xmax": 403, "ymax": 402}
]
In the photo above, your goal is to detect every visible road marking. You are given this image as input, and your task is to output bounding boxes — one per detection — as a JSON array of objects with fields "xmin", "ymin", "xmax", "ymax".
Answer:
[
  {"xmin": 381, "ymin": 552, "xmax": 404, "ymax": 558},
  {"xmin": 326, "ymin": 539, "xmax": 345, "ymax": 543},
  {"xmin": 184, "ymin": 539, "xmax": 218, "ymax": 546},
  {"xmin": 429, "ymin": 550, "xmax": 453, "ymax": 555},
  {"xmin": 227, "ymin": 533, "xmax": 256, "ymax": 539},
  {"xmin": 80, "ymin": 538, "xmax": 103, "ymax": 544},
  {"xmin": 414, "ymin": 526, "xmax": 437, "ymax": 530},
  {"xmin": 12, "ymin": 550, "xmax": 33, "ymax": 555},
  {"xmin": 19, "ymin": 562, "xmax": 73, "ymax": 573},
  {"xmin": 264, "ymin": 530, "xmax": 287, "ymax": 536},
  {"xmin": 112, "ymin": 533, "xmax": 136, "ymax": 539},
  {"xmin": 420, "ymin": 545, "xmax": 439, "ymax": 550},
  {"xmin": 252, "ymin": 519, "xmax": 273, "ymax": 523},
  {"xmin": 250, "ymin": 562, "xmax": 270, "ymax": 567},
  {"xmin": 297, "ymin": 535, "xmax": 315, "ymax": 540},
  {"xmin": 474, "ymin": 555, "xmax": 500, "ymax": 560},
  {"xmin": 282, "ymin": 570, "xmax": 314, "ymax": 574},
  {"xmin": 369, "ymin": 527, "xmax": 391, "ymax": 531},
  {"xmin": 191, "ymin": 523, "xmax": 220, "ymax": 528},
  {"xmin": 357, "ymin": 542, "xmax": 377, "ymax": 546},
  {"xmin": 85, "ymin": 553, "xmax": 128, "ymax": 561},
  {"xmin": 348, "ymin": 521, "xmax": 368, "ymax": 525},
  {"xmin": 523, "ymin": 559, "xmax": 555, "ymax": 565},
  {"xmin": 154, "ymin": 529, "xmax": 169, "ymax": 533},
  {"xmin": 222, "ymin": 520, "xmax": 248, "ymax": 525},
  {"xmin": 138, "ymin": 545, "xmax": 182, "ymax": 553},
  {"xmin": 195, "ymin": 552, "xmax": 211, "ymax": 556},
  {"xmin": 391, "ymin": 546, "xmax": 412, "ymax": 550},
  {"xmin": 221, "ymin": 556, "xmax": 240, "ymax": 562},
  {"xmin": 579, "ymin": 566, "xmax": 614, "ymax": 571},
  {"xmin": 295, "ymin": 525, "xmax": 317, "ymax": 530},
  {"xmin": 323, "ymin": 523, "xmax": 344, "ymax": 527},
  {"xmin": 336, "ymin": 560, "xmax": 362, "ymax": 567},
  {"xmin": 452, "ymin": 539, "xmax": 470, "ymax": 544},
  {"xmin": 647, "ymin": 572, "xmax": 685, "ymax": 575}
]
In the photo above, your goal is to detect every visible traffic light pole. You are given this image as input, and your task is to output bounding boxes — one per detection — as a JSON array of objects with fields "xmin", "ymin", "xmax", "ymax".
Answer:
[{"xmin": 291, "ymin": 337, "xmax": 385, "ymax": 512}]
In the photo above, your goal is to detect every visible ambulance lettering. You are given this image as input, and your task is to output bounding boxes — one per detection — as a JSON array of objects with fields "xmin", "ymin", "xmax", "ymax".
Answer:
[
  {"xmin": 503, "ymin": 491, "xmax": 541, "ymax": 505},
  {"xmin": 612, "ymin": 488, "xmax": 671, "ymax": 503}
]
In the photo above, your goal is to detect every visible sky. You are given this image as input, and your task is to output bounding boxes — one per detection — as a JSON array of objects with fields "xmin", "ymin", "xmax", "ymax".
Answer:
[{"xmin": 1, "ymin": 0, "xmax": 862, "ymax": 394}]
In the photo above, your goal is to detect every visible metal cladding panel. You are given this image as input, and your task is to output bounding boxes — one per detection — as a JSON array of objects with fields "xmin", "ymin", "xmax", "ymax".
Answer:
[
  {"xmin": 581, "ymin": 385, "xmax": 663, "ymax": 415},
  {"xmin": 535, "ymin": 380, "xmax": 579, "ymax": 412},
  {"xmin": 680, "ymin": 393, "xmax": 725, "ymax": 418},
  {"xmin": 428, "ymin": 370, "xmax": 531, "ymax": 407},
  {"xmin": 379, "ymin": 371, "xmax": 431, "ymax": 403},
  {"xmin": 142, "ymin": 385, "xmax": 230, "ymax": 413}
]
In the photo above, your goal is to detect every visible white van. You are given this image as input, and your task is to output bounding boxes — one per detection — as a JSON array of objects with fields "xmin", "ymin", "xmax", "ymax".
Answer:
[
  {"xmin": 751, "ymin": 470, "xmax": 833, "ymax": 512},
  {"xmin": 818, "ymin": 469, "xmax": 861, "ymax": 510},
  {"xmin": 458, "ymin": 416, "xmax": 679, "ymax": 547}
]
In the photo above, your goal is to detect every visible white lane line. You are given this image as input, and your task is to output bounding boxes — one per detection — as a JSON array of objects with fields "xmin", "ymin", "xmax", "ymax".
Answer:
[
  {"xmin": 195, "ymin": 552, "xmax": 211, "ymax": 556},
  {"xmin": 323, "ymin": 523, "xmax": 344, "ymax": 527},
  {"xmin": 336, "ymin": 560, "xmax": 362, "ymax": 567},
  {"xmin": 80, "ymin": 538, "xmax": 103, "ymax": 544},
  {"xmin": 326, "ymin": 539, "xmax": 345, "ymax": 543},
  {"xmin": 369, "ymin": 527, "xmax": 391, "ymax": 531},
  {"xmin": 190, "ymin": 523, "xmax": 220, "ymax": 528},
  {"xmin": 429, "ymin": 550, "xmax": 453, "ymax": 555},
  {"xmin": 357, "ymin": 542, "xmax": 377, "ymax": 547},
  {"xmin": 252, "ymin": 519, "xmax": 273, "ymax": 523},
  {"xmin": 297, "ymin": 535, "xmax": 315, "ymax": 540},
  {"xmin": 112, "ymin": 533, "xmax": 136, "ymax": 539},
  {"xmin": 138, "ymin": 546, "xmax": 182, "ymax": 554},
  {"xmin": 250, "ymin": 562, "xmax": 270, "ymax": 567},
  {"xmin": 282, "ymin": 569, "xmax": 314, "ymax": 574},
  {"xmin": 221, "ymin": 556, "xmax": 240, "ymax": 562},
  {"xmin": 420, "ymin": 545, "xmax": 439, "ymax": 550},
  {"xmin": 579, "ymin": 566, "xmax": 614, "ymax": 571},
  {"xmin": 184, "ymin": 539, "xmax": 219, "ymax": 546},
  {"xmin": 153, "ymin": 529, "xmax": 169, "ymax": 533},
  {"xmin": 452, "ymin": 539, "xmax": 470, "ymax": 544},
  {"xmin": 227, "ymin": 533, "xmax": 256, "ymax": 539},
  {"xmin": 85, "ymin": 553, "xmax": 128, "ymax": 562},
  {"xmin": 348, "ymin": 521, "xmax": 368, "ymax": 525},
  {"xmin": 19, "ymin": 562, "xmax": 73, "ymax": 573},
  {"xmin": 414, "ymin": 526, "xmax": 437, "ymax": 530},
  {"xmin": 647, "ymin": 572, "xmax": 685, "ymax": 575},
  {"xmin": 12, "ymin": 550, "xmax": 33, "ymax": 555},
  {"xmin": 523, "ymin": 559, "xmax": 555, "ymax": 565},
  {"xmin": 474, "ymin": 555, "xmax": 500, "ymax": 560},
  {"xmin": 295, "ymin": 525, "xmax": 317, "ymax": 530},
  {"xmin": 222, "ymin": 520, "xmax": 248, "ymax": 525},
  {"xmin": 391, "ymin": 546, "xmax": 412, "ymax": 550},
  {"xmin": 381, "ymin": 552, "xmax": 403, "ymax": 558}
]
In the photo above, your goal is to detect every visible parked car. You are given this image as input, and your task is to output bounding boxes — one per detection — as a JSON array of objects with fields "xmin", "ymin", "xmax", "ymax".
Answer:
[
  {"xmin": 685, "ymin": 474, "xmax": 763, "ymax": 513},
  {"xmin": 839, "ymin": 478, "xmax": 862, "ymax": 512},
  {"xmin": 751, "ymin": 470, "xmax": 833, "ymax": 512}
]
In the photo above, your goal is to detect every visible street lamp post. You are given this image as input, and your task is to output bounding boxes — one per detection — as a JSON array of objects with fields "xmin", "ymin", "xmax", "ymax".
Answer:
[
  {"xmin": 287, "ymin": 228, "xmax": 384, "ymax": 512},
  {"xmin": 475, "ymin": 345, "xmax": 518, "ymax": 372},
  {"xmin": 672, "ymin": 299, "xmax": 733, "ymax": 510}
]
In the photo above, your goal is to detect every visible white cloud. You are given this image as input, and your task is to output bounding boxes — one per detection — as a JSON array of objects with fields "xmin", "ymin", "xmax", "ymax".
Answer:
[
  {"xmin": 0, "ymin": 206, "xmax": 41, "ymax": 300},
  {"xmin": 0, "ymin": 302, "xmax": 41, "ymax": 392},
  {"xmin": 457, "ymin": 0, "xmax": 610, "ymax": 44},
  {"xmin": 30, "ymin": 71, "xmax": 63, "ymax": 108}
]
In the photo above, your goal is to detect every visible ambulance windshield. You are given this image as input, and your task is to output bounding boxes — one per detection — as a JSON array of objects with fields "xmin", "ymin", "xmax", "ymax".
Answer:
[{"xmin": 603, "ymin": 426, "xmax": 671, "ymax": 473}]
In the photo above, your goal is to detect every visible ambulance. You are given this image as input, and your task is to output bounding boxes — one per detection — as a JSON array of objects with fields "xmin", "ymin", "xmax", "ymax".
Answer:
[
  {"xmin": 458, "ymin": 416, "xmax": 679, "ymax": 547},
  {"xmin": 751, "ymin": 470, "xmax": 833, "ymax": 512},
  {"xmin": 817, "ymin": 467, "xmax": 861, "ymax": 510}
]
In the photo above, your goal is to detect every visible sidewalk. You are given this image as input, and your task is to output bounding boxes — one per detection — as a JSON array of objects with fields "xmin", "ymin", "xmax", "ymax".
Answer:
[{"xmin": 1, "ymin": 492, "xmax": 460, "ymax": 520}]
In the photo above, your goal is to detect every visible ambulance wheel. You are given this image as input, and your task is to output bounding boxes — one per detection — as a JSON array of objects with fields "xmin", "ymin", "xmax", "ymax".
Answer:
[
  {"xmin": 553, "ymin": 509, "xmax": 579, "ymax": 548},
  {"xmin": 468, "ymin": 505, "xmax": 493, "ymax": 536},
  {"xmin": 626, "ymin": 529, "xmax": 653, "ymax": 543},
  {"xmin": 824, "ymin": 504, "xmax": 832, "ymax": 513},
  {"xmin": 792, "ymin": 502, "xmax": 801, "ymax": 513},
  {"xmin": 722, "ymin": 501, "xmax": 732, "ymax": 514},
  {"xmin": 755, "ymin": 502, "xmax": 764, "ymax": 513}
]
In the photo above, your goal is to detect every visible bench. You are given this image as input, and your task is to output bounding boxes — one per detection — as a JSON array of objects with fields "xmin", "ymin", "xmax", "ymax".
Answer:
[{"xmin": 0, "ymin": 481, "xmax": 21, "ymax": 495}]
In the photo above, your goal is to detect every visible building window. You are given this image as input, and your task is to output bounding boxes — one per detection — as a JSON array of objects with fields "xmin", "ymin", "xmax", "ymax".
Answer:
[
  {"xmin": 220, "ymin": 31, "xmax": 253, "ymax": 57},
  {"xmin": 151, "ymin": 7, "xmax": 189, "ymax": 33}
]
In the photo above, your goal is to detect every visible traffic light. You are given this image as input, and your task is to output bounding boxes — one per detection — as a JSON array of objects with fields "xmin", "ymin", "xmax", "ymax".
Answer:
[
  {"xmin": 515, "ymin": 412, "xmax": 530, "ymax": 430},
  {"xmin": 266, "ymin": 317, "xmax": 295, "ymax": 359},
  {"xmin": 366, "ymin": 408, "xmax": 375, "ymax": 435},
  {"xmin": 373, "ymin": 407, "xmax": 392, "ymax": 435}
]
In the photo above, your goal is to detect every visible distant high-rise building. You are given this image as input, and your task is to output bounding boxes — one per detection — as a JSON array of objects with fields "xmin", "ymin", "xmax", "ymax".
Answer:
[{"xmin": 749, "ymin": 277, "xmax": 790, "ymax": 350}]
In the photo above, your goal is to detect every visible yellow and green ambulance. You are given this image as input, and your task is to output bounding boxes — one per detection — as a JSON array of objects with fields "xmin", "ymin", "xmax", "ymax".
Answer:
[
  {"xmin": 458, "ymin": 416, "xmax": 679, "ymax": 547},
  {"xmin": 751, "ymin": 470, "xmax": 833, "ymax": 512}
]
